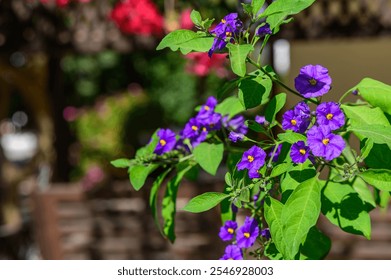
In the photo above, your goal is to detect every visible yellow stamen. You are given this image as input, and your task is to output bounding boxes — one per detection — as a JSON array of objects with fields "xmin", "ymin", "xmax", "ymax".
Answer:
[
  {"xmin": 291, "ymin": 119, "xmax": 297, "ymax": 126},
  {"xmin": 322, "ymin": 138, "xmax": 330, "ymax": 145},
  {"xmin": 299, "ymin": 149, "xmax": 306, "ymax": 155},
  {"xmin": 202, "ymin": 127, "xmax": 207, "ymax": 132},
  {"xmin": 159, "ymin": 139, "xmax": 166, "ymax": 146},
  {"xmin": 191, "ymin": 125, "xmax": 198, "ymax": 131},
  {"xmin": 221, "ymin": 19, "xmax": 226, "ymax": 23},
  {"xmin": 309, "ymin": 78, "xmax": 317, "ymax": 86},
  {"xmin": 204, "ymin": 105, "xmax": 210, "ymax": 111},
  {"xmin": 326, "ymin": 113, "xmax": 333, "ymax": 120},
  {"xmin": 244, "ymin": 232, "xmax": 250, "ymax": 238},
  {"xmin": 247, "ymin": 155, "xmax": 254, "ymax": 163},
  {"xmin": 228, "ymin": 228, "xmax": 234, "ymax": 234},
  {"xmin": 226, "ymin": 31, "xmax": 232, "ymax": 37}
]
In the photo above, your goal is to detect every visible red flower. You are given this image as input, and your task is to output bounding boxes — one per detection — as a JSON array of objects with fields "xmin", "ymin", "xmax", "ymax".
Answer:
[{"xmin": 185, "ymin": 52, "xmax": 228, "ymax": 78}]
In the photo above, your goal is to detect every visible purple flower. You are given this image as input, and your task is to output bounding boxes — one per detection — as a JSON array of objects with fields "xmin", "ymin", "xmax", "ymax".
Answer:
[
  {"xmin": 316, "ymin": 102, "xmax": 345, "ymax": 130},
  {"xmin": 256, "ymin": 23, "xmax": 272, "ymax": 37},
  {"xmin": 219, "ymin": 220, "xmax": 238, "ymax": 241},
  {"xmin": 282, "ymin": 102, "xmax": 311, "ymax": 133},
  {"xmin": 290, "ymin": 141, "xmax": 310, "ymax": 163},
  {"xmin": 237, "ymin": 145, "xmax": 266, "ymax": 179},
  {"xmin": 294, "ymin": 64, "xmax": 332, "ymax": 98},
  {"xmin": 229, "ymin": 131, "xmax": 245, "ymax": 142},
  {"xmin": 197, "ymin": 96, "xmax": 218, "ymax": 118},
  {"xmin": 154, "ymin": 128, "xmax": 177, "ymax": 155},
  {"xmin": 220, "ymin": 245, "xmax": 243, "ymax": 260},
  {"xmin": 236, "ymin": 216, "xmax": 259, "ymax": 248},
  {"xmin": 307, "ymin": 126, "xmax": 345, "ymax": 161},
  {"xmin": 208, "ymin": 13, "xmax": 243, "ymax": 57},
  {"xmin": 180, "ymin": 117, "xmax": 208, "ymax": 147},
  {"xmin": 255, "ymin": 115, "xmax": 266, "ymax": 125},
  {"xmin": 261, "ymin": 228, "xmax": 271, "ymax": 240},
  {"xmin": 223, "ymin": 115, "xmax": 248, "ymax": 135},
  {"xmin": 269, "ymin": 144, "xmax": 282, "ymax": 162}
]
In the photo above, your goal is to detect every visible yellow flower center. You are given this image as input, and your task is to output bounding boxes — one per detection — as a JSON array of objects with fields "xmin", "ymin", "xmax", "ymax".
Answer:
[
  {"xmin": 309, "ymin": 78, "xmax": 317, "ymax": 86},
  {"xmin": 247, "ymin": 155, "xmax": 254, "ymax": 163},
  {"xmin": 322, "ymin": 138, "xmax": 330, "ymax": 145},
  {"xmin": 228, "ymin": 258, "xmax": 233, "ymax": 260},
  {"xmin": 204, "ymin": 105, "xmax": 210, "ymax": 111},
  {"xmin": 226, "ymin": 31, "xmax": 232, "ymax": 37},
  {"xmin": 202, "ymin": 127, "xmax": 207, "ymax": 132},
  {"xmin": 326, "ymin": 113, "xmax": 334, "ymax": 120},
  {"xmin": 290, "ymin": 119, "xmax": 297, "ymax": 126},
  {"xmin": 159, "ymin": 139, "xmax": 166, "ymax": 146},
  {"xmin": 299, "ymin": 149, "xmax": 306, "ymax": 155},
  {"xmin": 227, "ymin": 228, "xmax": 234, "ymax": 234},
  {"xmin": 221, "ymin": 19, "xmax": 226, "ymax": 23},
  {"xmin": 244, "ymin": 232, "xmax": 250, "ymax": 238},
  {"xmin": 191, "ymin": 125, "xmax": 198, "ymax": 131}
]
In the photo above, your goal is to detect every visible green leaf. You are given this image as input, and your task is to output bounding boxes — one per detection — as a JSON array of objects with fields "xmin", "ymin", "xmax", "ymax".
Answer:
[
  {"xmin": 359, "ymin": 169, "xmax": 391, "ymax": 191},
  {"xmin": 162, "ymin": 165, "xmax": 192, "ymax": 242},
  {"xmin": 365, "ymin": 144, "xmax": 391, "ymax": 170},
  {"xmin": 270, "ymin": 162, "xmax": 294, "ymax": 178},
  {"xmin": 360, "ymin": 138, "xmax": 374, "ymax": 160},
  {"xmin": 379, "ymin": 191, "xmax": 391, "ymax": 209},
  {"xmin": 264, "ymin": 197, "xmax": 289, "ymax": 258},
  {"xmin": 263, "ymin": 0, "xmax": 316, "ymax": 30},
  {"xmin": 355, "ymin": 78, "xmax": 391, "ymax": 115},
  {"xmin": 110, "ymin": 158, "xmax": 132, "ymax": 168},
  {"xmin": 300, "ymin": 227, "xmax": 331, "ymax": 260},
  {"xmin": 128, "ymin": 164, "xmax": 157, "ymax": 191},
  {"xmin": 265, "ymin": 93, "xmax": 287, "ymax": 126},
  {"xmin": 281, "ymin": 175, "xmax": 321, "ymax": 260},
  {"xmin": 193, "ymin": 143, "xmax": 224, "ymax": 175},
  {"xmin": 227, "ymin": 43, "xmax": 254, "ymax": 77},
  {"xmin": 136, "ymin": 131, "xmax": 159, "ymax": 158},
  {"xmin": 217, "ymin": 78, "xmax": 241, "ymax": 99},
  {"xmin": 264, "ymin": 242, "xmax": 283, "ymax": 260},
  {"xmin": 183, "ymin": 192, "xmax": 230, "ymax": 213},
  {"xmin": 238, "ymin": 76, "xmax": 272, "ymax": 109},
  {"xmin": 278, "ymin": 131, "xmax": 307, "ymax": 144},
  {"xmin": 342, "ymin": 105, "xmax": 390, "ymax": 128},
  {"xmin": 348, "ymin": 125, "xmax": 391, "ymax": 149},
  {"xmin": 215, "ymin": 96, "xmax": 244, "ymax": 117},
  {"xmin": 351, "ymin": 177, "xmax": 376, "ymax": 208},
  {"xmin": 190, "ymin": 10, "xmax": 202, "ymax": 26},
  {"xmin": 220, "ymin": 186, "xmax": 235, "ymax": 223},
  {"xmin": 156, "ymin": 30, "xmax": 213, "ymax": 54},
  {"xmin": 149, "ymin": 168, "xmax": 171, "ymax": 235},
  {"xmin": 239, "ymin": 188, "xmax": 250, "ymax": 202},
  {"xmin": 225, "ymin": 172, "xmax": 233, "ymax": 187},
  {"xmin": 252, "ymin": 0, "xmax": 266, "ymax": 16},
  {"xmin": 246, "ymin": 120, "xmax": 268, "ymax": 135},
  {"xmin": 241, "ymin": 3, "xmax": 253, "ymax": 16},
  {"xmin": 321, "ymin": 181, "xmax": 371, "ymax": 239}
]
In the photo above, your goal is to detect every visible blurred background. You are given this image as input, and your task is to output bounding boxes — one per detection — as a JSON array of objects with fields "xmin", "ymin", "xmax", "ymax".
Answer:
[{"xmin": 0, "ymin": 0, "xmax": 391, "ymax": 260}]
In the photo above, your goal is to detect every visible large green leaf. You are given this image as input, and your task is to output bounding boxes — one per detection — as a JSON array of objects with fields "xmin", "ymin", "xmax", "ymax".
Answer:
[
  {"xmin": 359, "ymin": 169, "xmax": 391, "ymax": 192},
  {"xmin": 162, "ymin": 165, "xmax": 192, "ymax": 242},
  {"xmin": 149, "ymin": 168, "xmax": 171, "ymax": 235},
  {"xmin": 262, "ymin": 0, "xmax": 316, "ymax": 30},
  {"xmin": 321, "ymin": 181, "xmax": 371, "ymax": 239},
  {"xmin": 342, "ymin": 105, "xmax": 390, "ymax": 127},
  {"xmin": 215, "ymin": 96, "xmax": 244, "ymax": 117},
  {"xmin": 238, "ymin": 76, "xmax": 272, "ymax": 109},
  {"xmin": 156, "ymin": 30, "xmax": 213, "ymax": 54},
  {"xmin": 264, "ymin": 242, "xmax": 283, "ymax": 260},
  {"xmin": 227, "ymin": 43, "xmax": 254, "ymax": 77},
  {"xmin": 348, "ymin": 125, "xmax": 391, "ymax": 149},
  {"xmin": 264, "ymin": 197, "xmax": 289, "ymax": 258},
  {"xmin": 300, "ymin": 227, "xmax": 331, "ymax": 260},
  {"xmin": 365, "ymin": 143, "xmax": 391, "ymax": 169},
  {"xmin": 193, "ymin": 143, "xmax": 224, "ymax": 175},
  {"xmin": 351, "ymin": 177, "xmax": 376, "ymax": 208},
  {"xmin": 265, "ymin": 93, "xmax": 287, "ymax": 126},
  {"xmin": 128, "ymin": 164, "xmax": 157, "ymax": 191},
  {"xmin": 281, "ymin": 175, "xmax": 321, "ymax": 260},
  {"xmin": 183, "ymin": 192, "xmax": 230, "ymax": 213},
  {"xmin": 355, "ymin": 78, "xmax": 391, "ymax": 115}
]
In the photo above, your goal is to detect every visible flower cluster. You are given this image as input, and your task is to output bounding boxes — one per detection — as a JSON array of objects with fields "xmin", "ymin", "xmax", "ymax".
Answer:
[
  {"xmin": 153, "ymin": 96, "xmax": 248, "ymax": 155},
  {"xmin": 185, "ymin": 53, "xmax": 228, "ymax": 78},
  {"xmin": 219, "ymin": 217, "xmax": 264, "ymax": 260},
  {"xmin": 110, "ymin": 0, "xmax": 164, "ymax": 36},
  {"xmin": 283, "ymin": 65, "xmax": 346, "ymax": 163},
  {"xmin": 208, "ymin": 13, "xmax": 243, "ymax": 57}
]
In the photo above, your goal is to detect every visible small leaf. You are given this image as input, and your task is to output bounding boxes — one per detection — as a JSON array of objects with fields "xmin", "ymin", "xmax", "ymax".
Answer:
[
  {"xmin": 183, "ymin": 192, "xmax": 230, "ymax": 213},
  {"xmin": 128, "ymin": 164, "xmax": 157, "ymax": 191},
  {"xmin": 360, "ymin": 138, "xmax": 374, "ymax": 160},
  {"xmin": 281, "ymin": 175, "xmax": 321, "ymax": 259},
  {"xmin": 359, "ymin": 169, "xmax": 391, "ymax": 191},
  {"xmin": 239, "ymin": 188, "xmax": 250, "ymax": 202},
  {"xmin": 238, "ymin": 76, "xmax": 272, "ymax": 109},
  {"xmin": 193, "ymin": 143, "xmax": 224, "ymax": 175},
  {"xmin": 190, "ymin": 10, "xmax": 202, "ymax": 26},
  {"xmin": 227, "ymin": 43, "xmax": 254, "ymax": 77},
  {"xmin": 111, "ymin": 158, "xmax": 132, "ymax": 168},
  {"xmin": 215, "ymin": 96, "xmax": 245, "ymax": 118},
  {"xmin": 278, "ymin": 131, "xmax": 307, "ymax": 144},
  {"xmin": 225, "ymin": 172, "xmax": 233, "ymax": 187},
  {"xmin": 270, "ymin": 162, "xmax": 294, "ymax": 178},
  {"xmin": 246, "ymin": 120, "xmax": 268, "ymax": 135},
  {"xmin": 265, "ymin": 93, "xmax": 287, "ymax": 126}
]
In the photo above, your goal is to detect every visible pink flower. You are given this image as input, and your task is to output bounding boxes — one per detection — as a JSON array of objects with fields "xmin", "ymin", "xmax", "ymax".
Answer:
[
  {"xmin": 185, "ymin": 52, "xmax": 228, "ymax": 77},
  {"xmin": 180, "ymin": 9, "xmax": 193, "ymax": 29}
]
